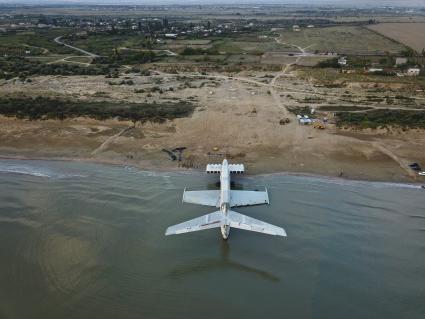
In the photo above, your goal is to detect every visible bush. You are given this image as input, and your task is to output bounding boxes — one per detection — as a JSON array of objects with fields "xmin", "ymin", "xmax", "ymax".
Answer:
[
  {"xmin": 181, "ymin": 47, "xmax": 219, "ymax": 56},
  {"xmin": 0, "ymin": 56, "xmax": 109, "ymax": 79},
  {"xmin": 336, "ymin": 109, "xmax": 425, "ymax": 129},
  {"xmin": 316, "ymin": 58, "xmax": 340, "ymax": 68},
  {"xmin": 92, "ymin": 51, "xmax": 155, "ymax": 65},
  {"xmin": 0, "ymin": 96, "xmax": 196, "ymax": 122}
]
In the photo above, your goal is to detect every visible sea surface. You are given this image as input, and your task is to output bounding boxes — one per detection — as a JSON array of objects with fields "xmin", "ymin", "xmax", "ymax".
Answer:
[{"xmin": 0, "ymin": 159, "xmax": 424, "ymax": 319}]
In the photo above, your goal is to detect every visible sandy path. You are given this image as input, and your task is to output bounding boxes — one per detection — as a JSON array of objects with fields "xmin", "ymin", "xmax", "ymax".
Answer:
[
  {"xmin": 54, "ymin": 36, "xmax": 99, "ymax": 58},
  {"xmin": 268, "ymin": 37, "xmax": 309, "ymax": 117},
  {"xmin": 91, "ymin": 125, "xmax": 135, "ymax": 156},
  {"xmin": 372, "ymin": 142, "xmax": 417, "ymax": 178}
]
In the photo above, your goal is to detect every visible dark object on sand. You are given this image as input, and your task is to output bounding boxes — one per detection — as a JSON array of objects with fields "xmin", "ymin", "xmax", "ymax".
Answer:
[
  {"xmin": 409, "ymin": 163, "xmax": 422, "ymax": 171},
  {"xmin": 279, "ymin": 118, "xmax": 290, "ymax": 125},
  {"xmin": 172, "ymin": 147, "xmax": 187, "ymax": 161},
  {"xmin": 162, "ymin": 149, "xmax": 177, "ymax": 161},
  {"xmin": 162, "ymin": 147, "xmax": 187, "ymax": 161}
]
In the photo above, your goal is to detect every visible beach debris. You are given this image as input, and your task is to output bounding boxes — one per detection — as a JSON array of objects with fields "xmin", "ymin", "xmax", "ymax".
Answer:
[
  {"xmin": 162, "ymin": 147, "xmax": 187, "ymax": 161},
  {"xmin": 162, "ymin": 149, "xmax": 177, "ymax": 161},
  {"xmin": 313, "ymin": 122, "xmax": 325, "ymax": 129},
  {"xmin": 409, "ymin": 163, "xmax": 422, "ymax": 172},
  {"xmin": 172, "ymin": 147, "xmax": 187, "ymax": 162},
  {"xmin": 207, "ymin": 151, "xmax": 224, "ymax": 157},
  {"xmin": 279, "ymin": 118, "xmax": 290, "ymax": 125}
]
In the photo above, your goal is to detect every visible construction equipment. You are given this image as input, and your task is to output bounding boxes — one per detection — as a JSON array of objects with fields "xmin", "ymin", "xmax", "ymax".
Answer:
[{"xmin": 313, "ymin": 122, "xmax": 325, "ymax": 129}]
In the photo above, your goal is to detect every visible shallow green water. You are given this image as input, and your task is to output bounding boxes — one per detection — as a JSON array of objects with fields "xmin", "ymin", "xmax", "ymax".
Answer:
[{"xmin": 0, "ymin": 159, "xmax": 424, "ymax": 319}]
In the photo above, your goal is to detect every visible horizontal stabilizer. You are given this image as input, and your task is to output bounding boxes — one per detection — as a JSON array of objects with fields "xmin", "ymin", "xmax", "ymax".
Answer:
[
  {"xmin": 230, "ymin": 189, "xmax": 269, "ymax": 207},
  {"xmin": 228, "ymin": 210, "xmax": 286, "ymax": 236},
  {"xmin": 228, "ymin": 164, "xmax": 244, "ymax": 174},
  {"xmin": 165, "ymin": 211, "xmax": 223, "ymax": 235},
  {"xmin": 206, "ymin": 164, "xmax": 222, "ymax": 173},
  {"xmin": 183, "ymin": 189, "xmax": 220, "ymax": 207}
]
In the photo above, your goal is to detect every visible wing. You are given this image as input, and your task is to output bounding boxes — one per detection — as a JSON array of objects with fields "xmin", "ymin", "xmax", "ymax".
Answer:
[
  {"xmin": 227, "ymin": 210, "xmax": 286, "ymax": 236},
  {"xmin": 183, "ymin": 190, "xmax": 220, "ymax": 207},
  {"xmin": 230, "ymin": 189, "xmax": 269, "ymax": 207},
  {"xmin": 165, "ymin": 211, "xmax": 223, "ymax": 235}
]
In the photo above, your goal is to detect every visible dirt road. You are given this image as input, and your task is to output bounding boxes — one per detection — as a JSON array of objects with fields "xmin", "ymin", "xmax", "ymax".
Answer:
[{"xmin": 54, "ymin": 36, "xmax": 99, "ymax": 58}]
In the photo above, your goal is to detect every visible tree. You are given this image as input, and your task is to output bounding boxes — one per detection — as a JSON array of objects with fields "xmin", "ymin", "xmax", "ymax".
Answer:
[{"xmin": 401, "ymin": 48, "xmax": 415, "ymax": 57}]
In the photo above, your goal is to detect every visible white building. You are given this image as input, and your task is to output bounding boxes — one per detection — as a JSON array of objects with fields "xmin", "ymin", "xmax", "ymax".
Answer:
[
  {"xmin": 395, "ymin": 57, "xmax": 407, "ymax": 65},
  {"xmin": 338, "ymin": 57, "xmax": 347, "ymax": 66},
  {"xmin": 165, "ymin": 33, "xmax": 178, "ymax": 39},
  {"xmin": 368, "ymin": 68, "xmax": 383, "ymax": 73},
  {"xmin": 407, "ymin": 68, "xmax": 420, "ymax": 76}
]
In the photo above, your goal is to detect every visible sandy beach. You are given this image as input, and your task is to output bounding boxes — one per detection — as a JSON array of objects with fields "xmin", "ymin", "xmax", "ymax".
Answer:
[
  {"xmin": 1, "ymin": 72, "xmax": 425, "ymax": 183},
  {"xmin": 1, "ymin": 114, "xmax": 424, "ymax": 183}
]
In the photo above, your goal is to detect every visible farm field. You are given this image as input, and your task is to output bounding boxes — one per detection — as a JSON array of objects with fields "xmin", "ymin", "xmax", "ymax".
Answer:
[
  {"xmin": 67, "ymin": 34, "xmax": 146, "ymax": 55},
  {"xmin": 277, "ymin": 26, "xmax": 406, "ymax": 54},
  {"xmin": 212, "ymin": 39, "xmax": 284, "ymax": 55},
  {"xmin": 0, "ymin": 29, "xmax": 74, "ymax": 55},
  {"xmin": 368, "ymin": 23, "xmax": 425, "ymax": 53}
]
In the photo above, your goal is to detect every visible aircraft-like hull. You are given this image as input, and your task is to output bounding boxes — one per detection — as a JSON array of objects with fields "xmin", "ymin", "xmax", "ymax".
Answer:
[{"xmin": 165, "ymin": 159, "xmax": 286, "ymax": 239}]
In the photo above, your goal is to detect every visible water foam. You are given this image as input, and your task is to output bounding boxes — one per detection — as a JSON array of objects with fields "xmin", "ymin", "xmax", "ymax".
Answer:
[{"xmin": 0, "ymin": 162, "xmax": 87, "ymax": 179}]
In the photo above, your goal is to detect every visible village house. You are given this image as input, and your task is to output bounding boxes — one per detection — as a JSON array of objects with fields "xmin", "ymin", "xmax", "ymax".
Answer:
[
  {"xmin": 395, "ymin": 57, "xmax": 407, "ymax": 65},
  {"xmin": 338, "ymin": 56, "xmax": 347, "ymax": 66}
]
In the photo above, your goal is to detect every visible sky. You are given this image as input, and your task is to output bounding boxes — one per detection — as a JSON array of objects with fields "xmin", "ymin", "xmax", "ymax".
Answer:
[{"xmin": 0, "ymin": 0, "xmax": 424, "ymax": 7}]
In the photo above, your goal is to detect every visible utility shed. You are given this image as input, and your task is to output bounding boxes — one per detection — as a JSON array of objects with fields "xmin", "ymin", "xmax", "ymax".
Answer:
[{"xmin": 338, "ymin": 57, "xmax": 347, "ymax": 66}]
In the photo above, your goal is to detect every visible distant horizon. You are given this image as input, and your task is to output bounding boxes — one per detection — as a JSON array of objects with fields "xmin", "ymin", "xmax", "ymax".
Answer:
[{"xmin": 0, "ymin": 0, "xmax": 425, "ymax": 9}]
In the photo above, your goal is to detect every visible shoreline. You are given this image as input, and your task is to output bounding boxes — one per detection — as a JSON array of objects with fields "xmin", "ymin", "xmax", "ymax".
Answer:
[{"xmin": 1, "ymin": 153, "xmax": 424, "ymax": 187}]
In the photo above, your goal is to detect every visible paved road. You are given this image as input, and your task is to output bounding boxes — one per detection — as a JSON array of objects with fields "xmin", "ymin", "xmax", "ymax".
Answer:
[
  {"xmin": 119, "ymin": 47, "xmax": 178, "ymax": 56},
  {"xmin": 54, "ymin": 36, "xmax": 99, "ymax": 58}
]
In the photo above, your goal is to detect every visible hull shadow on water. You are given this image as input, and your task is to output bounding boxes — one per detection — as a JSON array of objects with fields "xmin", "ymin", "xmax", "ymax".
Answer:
[{"xmin": 168, "ymin": 240, "xmax": 280, "ymax": 282}]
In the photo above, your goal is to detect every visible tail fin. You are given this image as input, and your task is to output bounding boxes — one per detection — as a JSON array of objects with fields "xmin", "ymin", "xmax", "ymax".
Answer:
[
  {"xmin": 165, "ymin": 211, "xmax": 223, "ymax": 236},
  {"xmin": 227, "ymin": 210, "xmax": 286, "ymax": 237}
]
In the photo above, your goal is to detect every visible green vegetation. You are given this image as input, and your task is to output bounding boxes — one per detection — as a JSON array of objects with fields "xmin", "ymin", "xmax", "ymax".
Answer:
[
  {"xmin": 0, "ymin": 56, "xmax": 109, "ymax": 79},
  {"xmin": 93, "ymin": 50, "xmax": 155, "ymax": 65},
  {"xmin": 299, "ymin": 68, "xmax": 425, "ymax": 85},
  {"xmin": 336, "ymin": 109, "xmax": 425, "ymax": 129},
  {"xmin": 287, "ymin": 106, "xmax": 313, "ymax": 116},
  {"xmin": 316, "ymin": 58, "xmax": 340, "ymax": 68},
  {"xmin": 180, "ymin": 47, "xmax": 219, "ymax": 55},
  {"xmin": 64, "ymin": 32, "xmax": 149, "ymax": 56},
  {"xmin": 0, "ymin": 29, "xmax": 74, "ymax": 55},
  {"xmin": 277, "ymin": 26, "xmax": 406, "ymax": 54},
  {"xmin": 211, "ymin": 38, "xmax": 279, "ymax": 55},
  {"xmin": 0, "ymin": 97, "xmax": 196, "ymax": 122},
  {"xmin": 318, "ymin": 105, "xmax": 373, "ymax": 111}
]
